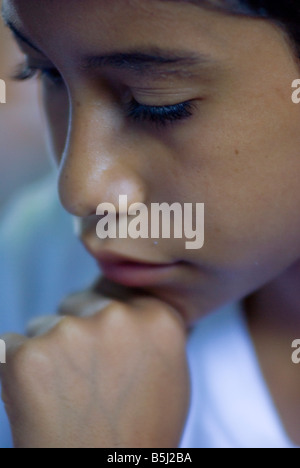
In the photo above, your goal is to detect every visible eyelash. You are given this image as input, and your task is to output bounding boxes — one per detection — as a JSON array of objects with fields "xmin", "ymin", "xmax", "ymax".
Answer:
[
  {"xmin": 127, "ymin": 99, "xmax": 194, "ymax": 127},
  {"xmin": 13, "ymin": 63, "xmax": 195, "ymax": 127},
  {"xmin": 13, "ymin": 64, "xmax": 63, "ymax": 84}
]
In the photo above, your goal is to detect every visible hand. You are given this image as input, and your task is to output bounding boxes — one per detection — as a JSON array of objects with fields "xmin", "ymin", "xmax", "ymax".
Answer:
[{"xmin": 0, "ymin": 280, "xmax": 190, "ymax": 448}]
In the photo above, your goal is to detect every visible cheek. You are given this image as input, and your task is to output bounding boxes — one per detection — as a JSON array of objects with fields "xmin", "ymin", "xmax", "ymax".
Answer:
[
  {"xmin": 171, "ymin": 103, "xmax": 300, "ymax": 270},
  {"xmin": 43, "ymin": 85, "xmax": 70, "ymax": 163}
]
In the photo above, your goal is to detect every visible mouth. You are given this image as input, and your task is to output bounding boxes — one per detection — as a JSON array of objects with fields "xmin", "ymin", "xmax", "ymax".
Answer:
[
  {"xmin": 99, "ymin": 260, "xmax": 182, "ymax": 287},
  {"xmin": 85, "ymin": 249, "xmax": 182, "ymax": 287}
]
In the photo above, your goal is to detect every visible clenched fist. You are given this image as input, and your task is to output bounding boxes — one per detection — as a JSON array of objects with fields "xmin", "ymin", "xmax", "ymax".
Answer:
[{"xmin": 0, "ymin": 280, "xmax": 191, "ymax": 448}]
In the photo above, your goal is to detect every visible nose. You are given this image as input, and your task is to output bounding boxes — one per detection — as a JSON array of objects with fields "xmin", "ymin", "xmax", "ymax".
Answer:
[{"xmin": 58, "ymin": 99, "xmax": 147, "ymax": 217}]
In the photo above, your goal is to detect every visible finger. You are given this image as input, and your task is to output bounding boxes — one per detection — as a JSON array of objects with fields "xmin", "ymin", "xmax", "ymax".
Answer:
[
  {"xmin": 58, "ymin": 291, "xmax": 112, "ymax": 318},
  {"xmin": 26, "ymin": 315, "xmax": 65, "ymax": 338}
]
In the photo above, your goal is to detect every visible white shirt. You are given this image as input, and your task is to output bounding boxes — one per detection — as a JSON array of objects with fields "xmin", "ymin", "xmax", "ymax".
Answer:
[
  {"xmin": 179, "ymin": 304, "xmax": 297, "ymax": 448},
  {"xmin": 0, "ymin": 176, "xmax": 297, "ymax": 448}
]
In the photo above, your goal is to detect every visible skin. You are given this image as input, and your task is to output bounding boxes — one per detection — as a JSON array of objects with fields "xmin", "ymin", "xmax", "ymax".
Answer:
[{"xmin": 1, "ymin": 0, "xmax": 300, "ymax": 447}]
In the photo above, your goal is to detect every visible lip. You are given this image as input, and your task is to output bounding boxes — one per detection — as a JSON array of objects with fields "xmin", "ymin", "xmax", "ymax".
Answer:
[
  {"xmin": 98, "ymin": 260, "xmax": 181, "ymax": 287},
  {"xmin": 84, "ymin": 248, "xmax": 181, "ymax": 287}
]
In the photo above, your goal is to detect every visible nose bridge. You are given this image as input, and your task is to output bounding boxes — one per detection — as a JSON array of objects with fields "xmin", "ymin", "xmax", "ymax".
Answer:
[{"xmin": 58, "ymin": 97, "xmax": 146, "ymax": 216}]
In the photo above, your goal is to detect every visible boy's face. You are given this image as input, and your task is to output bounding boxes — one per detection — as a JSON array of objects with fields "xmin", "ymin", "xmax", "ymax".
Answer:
[{"xmin": 3, "ymin": 0, "xmax": 300, "ymax": 324}]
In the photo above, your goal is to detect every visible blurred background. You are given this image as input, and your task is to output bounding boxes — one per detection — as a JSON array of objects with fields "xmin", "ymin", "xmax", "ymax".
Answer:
[
  {"xmin": 0, "ymin": 12, "xmax": 99, "ymax": 449},
  {"xmin": 0, "ymin": 12, "xmax": 52, "ymax": 209}
]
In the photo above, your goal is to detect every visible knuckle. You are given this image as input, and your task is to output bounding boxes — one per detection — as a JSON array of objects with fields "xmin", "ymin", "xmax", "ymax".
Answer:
[
  {"xmin": 100, "ymin": 300, "xmax": 132, "ymax": 321},
  {"xmin": 54, "ymin": 316, "xmax": 83, "ymax": 339},
  {"xmin": 103, "ymin": 300, "xmax": 131, "ymax": 314},
  {"xmin": 8, "ymin": 341, "xmax": 50, "ymax": 383},
  {"xmin": 51, "ymin": 316, "xmax": 95, "ymax": 353},
  {"xmin": 2, "ymin": 341, "xmax": 56, "ymax": 410},
  {"xmin": 92, "ymin": 300, "xmax": 134, "ymax": 333}
]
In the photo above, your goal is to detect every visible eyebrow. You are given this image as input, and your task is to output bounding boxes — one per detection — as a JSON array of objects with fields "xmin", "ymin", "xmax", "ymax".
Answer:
[
  {"xmin": 4, "ymin": 20, "xmax": 217, "ymax": 78},
  {"xmin": 83, "ymin": 49, "xmax": 215, "ymax": 78}
]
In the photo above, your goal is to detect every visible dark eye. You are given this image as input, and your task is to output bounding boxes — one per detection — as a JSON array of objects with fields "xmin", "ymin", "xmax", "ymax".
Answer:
[
  {"xmin": 12, "ymin": 63, "xmax": 63, "ymax": 85},
  {"xmin": 127, "ymin": 99, "xmax": 195, "ymax": 128}
]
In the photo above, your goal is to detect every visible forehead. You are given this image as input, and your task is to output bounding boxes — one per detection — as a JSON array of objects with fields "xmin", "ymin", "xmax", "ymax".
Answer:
[
  {"xmin": 2, "ymin": 0, "xmax": 231, "ymax": 56},
  {"xmin": 2, "ymin": 0, "xmax": 202, "ymax": 18},
  {"xmin": 2, "ymin": 0, "xmax": 206, "ymax": 32},
  {"xmin": 2, "ymin": 0, "xmax": 285, "ymax": 76}
]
